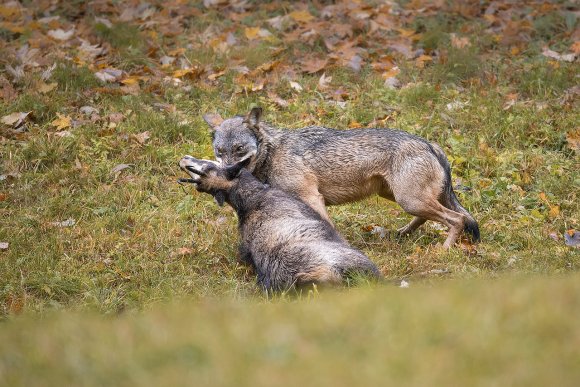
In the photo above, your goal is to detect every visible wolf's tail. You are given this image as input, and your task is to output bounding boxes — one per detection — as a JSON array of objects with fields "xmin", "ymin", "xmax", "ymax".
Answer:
[{"xmin": 431, "ymin": 144, "xmax": 481, "ymax": 243}]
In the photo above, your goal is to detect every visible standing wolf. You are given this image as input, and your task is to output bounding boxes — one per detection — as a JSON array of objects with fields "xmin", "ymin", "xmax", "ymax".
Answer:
[
  {"xmin": 203, "ymin": 107, "xmax": 480, "ymax": 249},
  {"xmin": 179, "ymin": 155, "xmax": 380, "ymax": 292}
]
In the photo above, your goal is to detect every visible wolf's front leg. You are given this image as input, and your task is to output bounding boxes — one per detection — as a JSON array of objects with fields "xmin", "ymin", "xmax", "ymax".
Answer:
[{"xmin": 300, "ymin": 190, "xmax": 334, "ymax": 227}]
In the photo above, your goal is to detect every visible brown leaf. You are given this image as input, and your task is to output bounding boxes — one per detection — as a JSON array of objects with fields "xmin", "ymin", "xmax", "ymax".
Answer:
[
  {"xmin": 0, "ymin": 76, "xmax": 17, "ymax": 101},
  {"xmin": 267, "ymin": 91, "xmax": 289, "ymax": 108},
  {"xmin": 450, "ymin": 34, "xmax": 471, "ymax": 49},
  {"xmin": 1, "ymin": 111, "xmax": 30, "ymax": 127},
  {"xmin": 565, "ymin": 129, "xmax": 580, "ymax": 152},
  {"xmin": 300, "ymin": 57, "xmax": 328, "ymax": 74},
  {"xmin": 132, "ymin": 131, "xmax": 151, "ymax": 145},
  {"xmin": 176, "ymin": 247, "xmax": 193, "ymax": 255}
]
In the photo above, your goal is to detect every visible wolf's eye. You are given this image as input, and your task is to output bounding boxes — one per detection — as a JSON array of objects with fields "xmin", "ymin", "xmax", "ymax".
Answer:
[{"xmin": 235, "ymin": 145, "xmax": 245, "ymax": 153}]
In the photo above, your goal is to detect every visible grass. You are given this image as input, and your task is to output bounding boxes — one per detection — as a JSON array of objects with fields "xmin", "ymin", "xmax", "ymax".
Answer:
[
  {"xmin": 0, "ymin": 0, "xmax": 579, "ymax": 383},
  {"xmin": 1, "ymin": 275, "xmax": 580, "ymax": 386}
]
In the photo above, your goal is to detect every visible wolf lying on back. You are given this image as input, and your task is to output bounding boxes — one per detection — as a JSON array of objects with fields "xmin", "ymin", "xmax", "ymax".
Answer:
[
  {"xmin": 203, "ymin": 107, "xmax": 480, "ymax": 249},
  {"xmin": 179, "ymin": 155, "xmax": 380, "ymax": 292}
]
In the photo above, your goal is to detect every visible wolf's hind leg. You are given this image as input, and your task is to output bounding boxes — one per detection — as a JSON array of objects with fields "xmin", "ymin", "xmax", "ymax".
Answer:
[
  {"xmin": 397, "ymin": 197, "xmax": 466, "ymax": 249},
  {"xmin": 397, "ymin": 216, "xmax": 427, "ymax": 236}
]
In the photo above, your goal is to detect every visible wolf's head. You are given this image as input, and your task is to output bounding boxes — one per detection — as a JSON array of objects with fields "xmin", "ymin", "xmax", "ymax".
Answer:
[
  {"xmin": 179, "ymin": 155, "xmax": 250, "ymax": 206},
  {"xmin": 203, "ymin": 107, "xmax": 265, "ymax": 169}
]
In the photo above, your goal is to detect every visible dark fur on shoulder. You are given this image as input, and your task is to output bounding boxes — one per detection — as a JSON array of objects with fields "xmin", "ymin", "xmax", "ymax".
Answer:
[
  {"xmin": 179, "ymin": 156, "xmax": 380, "ymax": 292},
  {"xmin": 203, "ymin": 107, "xmax": 480, "ymax": 249}
]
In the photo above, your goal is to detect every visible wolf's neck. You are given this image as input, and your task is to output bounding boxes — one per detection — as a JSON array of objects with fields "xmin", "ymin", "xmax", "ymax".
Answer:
[
  {"xmin": 252, "ymin": 123, "xmax": 281, "ymax": 183},
  {"xmin": 228, "ymin": 175, "xmax": 268, "ymax": 220}
]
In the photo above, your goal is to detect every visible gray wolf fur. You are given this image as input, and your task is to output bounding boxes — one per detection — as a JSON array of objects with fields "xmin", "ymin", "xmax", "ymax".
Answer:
[
  {"xmin": 179, "ymin": 155, "xmax": 380, "ymax": 292},
  {"xmin": 203, "ymin": 107, "xmax": 480, "ymax": 249}
]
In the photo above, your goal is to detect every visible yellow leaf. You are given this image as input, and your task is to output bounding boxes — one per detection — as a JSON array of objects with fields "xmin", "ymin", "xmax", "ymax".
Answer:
[
  {"xmin": 38, "ymin": 82, "xmax": 57, "ymax": 94},
  {"xmin": 244, "ymin": 27, "xmax": 261, "ymax": 40},
  {"xmin": 548, "ymin": 205, "xmax": 560, "ymax": 219},
  {"xmin": 397, "ymin": 28, "xmax": 416, "ymax": 38},
  {"xmin": 289, "ymin": 10, "xmax": 314, "ymax": 23},
  {"xmin": 120, "ymin": 76, "xmax": 140, "ymax": 85},
  {"xmin": 208, "ymin": 70, "xmax": 226, "ymax": 81},
  {"xmin": 51, "ymin": 113, "xmax": 71, "ymax": 130}
]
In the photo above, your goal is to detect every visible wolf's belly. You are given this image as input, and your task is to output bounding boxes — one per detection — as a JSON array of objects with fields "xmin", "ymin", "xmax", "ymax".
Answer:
[{"xmin": 318, "ymin": 175, "xmax": 389, "ymax": 205}]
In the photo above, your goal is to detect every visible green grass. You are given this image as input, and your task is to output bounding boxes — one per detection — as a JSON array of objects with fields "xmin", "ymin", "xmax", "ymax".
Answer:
[
  {"xmin": 0, "ymin": 0, "xmax": 579, "ymax": 383},
  {"xmin": 2, "ymin": 275, "xmax": 580, "ymax": 386}
]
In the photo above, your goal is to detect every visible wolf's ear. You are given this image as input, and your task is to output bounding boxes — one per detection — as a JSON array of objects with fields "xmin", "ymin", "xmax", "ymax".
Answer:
[
  {"xmin": 243, "ymin": 107, "xmax": 262, "ymax": 128},
  {"xmin": 203, "ymin": 113, "xmax": 224, "ymax": 132},
  {"xmin": 225, "ymin": 156, "xmax": 251, "ymax": 179},
  {"xmin": 213, "ymin": 191, "xmax": 226, "ymax": 207}
]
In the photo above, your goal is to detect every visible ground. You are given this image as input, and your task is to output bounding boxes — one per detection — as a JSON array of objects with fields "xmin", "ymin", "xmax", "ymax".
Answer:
[{"xmin": 0, "ymin": 0, "xmax": 579, "ymax": 384}]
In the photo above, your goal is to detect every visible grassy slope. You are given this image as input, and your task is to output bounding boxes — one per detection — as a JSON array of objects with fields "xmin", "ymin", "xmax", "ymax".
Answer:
[
  {"xmin": 0, "ymin": 0, "xmax": 579, "ymax": 383},
  {"xmin": 1, "ymin": 275, "xmax": 580, "ymax": 386}
]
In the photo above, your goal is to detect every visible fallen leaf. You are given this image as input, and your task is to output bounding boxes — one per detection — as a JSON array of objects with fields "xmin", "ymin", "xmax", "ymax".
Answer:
[
  {"xmin": 267, "ymin": 91, "xmax": 289, "ymax": 108},
  {"xmin": 111, "ymin": 163, "xmax": 133, "ymax": 174},
  {"xmin": 160, "ymin": 55, "xmax": 176, "ymax": 66},
  {"xmin": 415, "ymin": 54, "xmax": 433, "ymax": 68},
  {"xmin": 51, "ymin": 113, "xmax": 71, "ymax": 130},
  {"xmin": 107, "ymin": 112, "xmax": 125, "ymax": 123},
  {"xmin": 95, "ymin": 17, "xmax": 113, "ymax": 28},
  {"xmin": 0, "ymin": 242, "xmax": 8, "ymax": 251},
  {"xmin": 451, "ymin": 34, "xmax": 471, "ymax": 49},
  {"xmin": 244, "ymin": 27, "xmax": 272, "ymax": 40},
  {"xmin": 0, "ymin": 193, "xmax": 7, "ymax": 201},
  {"xmin": 50, "ymin": 218, "xmax": 76, "ymax": 227},
  {"xmin": 289, "ymin": 80, "xmax": 303, "ymax": 92},
  {"xmin": 565, "ymin": 129, "xmax": 580, "ymax": 152},
  {"xmin": 80, "ymin": 106, "xmax": 98, "ymax": 116},
  {"xmin": 1, "ymin": 111, "xmax": 30, "ymax": 127},
  {"xmin": 300, "ymin": 57, "xmax": 328, "ymax": 74},
  {"xmin": 446, "ymin": 101, "xmax": 467, "ymax": 111},
  {"xmin": 53, "ymin": 131, "xmax": 73, "ymax": 138},
  {"xmin": 542, "ymin": 47, "xmax": 576, "ymax": 62},
  {"xmin": 208, "ymin": 70, "xmax": 226, "ymax": 81},
  {"xmin": 95, "ymin": 68, "xmax": 123, "ymax": 83},
  {"xmin": 0, "ymin": 76, "xmax": 17, "ymax": 101},
  {"xmin": 318, "ymin": 73, "xmax": 332, "ymax": 90},
  {"xmin": 565, "ymin": 230, "xmax": 580, "ymax": 248},
  {"xmin": 289, "ymin": 10, "xmax": 314, "ymax": 23},
  {"xmin": 47, "ymin": 28, "xmax": 75, "ymax": 41},
  {"xmin": 38, "ymin": 82, "xmax": 57, "ymax": 94},
  {"xmin": 120, "ymin": 82, "xmax": 140, "ymax": 95},
  {"xmin": 348, "ymin": 55, "xmax": 363, "ymax": 72},
  {"xmin": 548, "ymin": 205, "xmax": 560, "ymax": 218},
  {"xmin": 177, "ymin": 247, "xmax": 193, "ymax": 255},
  {"xmin": 132, "ymin": 131, "xmax": 150, "ymax": 145}
]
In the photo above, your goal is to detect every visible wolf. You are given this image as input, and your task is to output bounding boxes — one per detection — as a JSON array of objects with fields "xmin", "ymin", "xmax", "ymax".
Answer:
[
  {"xmin": 178, "ymin": 155, "xmax": 380, "ymax": 292},
  {"xmin": 203, "ymin": 107, "xmax": 480, "ymax": 249}
]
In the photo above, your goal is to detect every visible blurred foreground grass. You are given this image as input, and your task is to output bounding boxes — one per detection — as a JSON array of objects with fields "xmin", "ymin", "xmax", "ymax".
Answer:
[{"xmin": 1, "ymin": 274, "xmax": 579, "ymax": 387}]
